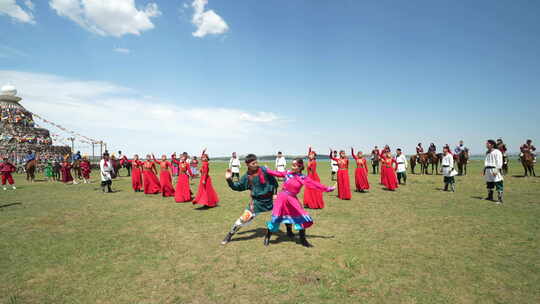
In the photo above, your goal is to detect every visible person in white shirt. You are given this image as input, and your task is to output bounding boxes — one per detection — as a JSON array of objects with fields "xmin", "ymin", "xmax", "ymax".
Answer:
[
  {"xmin": 275, "ymin": 151, "xmax": 286, "ymax": 175},
  {"xmin": 99, "ymin": 152, "xmax": 114, "ymax": 193},
  {"xmin": 229, "ymin": 152, "xmax": 241, "ymax": 181},
  {"xmin": 483, "ymin": 139, "xmax": 504, "ymax": 204},
  {"xmin": 330, "ymin": 150, "xmax": 338, "ymax": 181},
  {"xmin": 441, "ymin": 146, "xmax": 456, "ymax": 192},
  {"xmin": 395, "ymin": 148, "xmax": 408, "ymax": 185}
]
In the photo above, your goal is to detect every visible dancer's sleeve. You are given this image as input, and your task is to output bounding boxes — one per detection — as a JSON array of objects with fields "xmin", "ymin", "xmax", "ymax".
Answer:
[
  {"xmin": 302, "ymin": 176, "xmax": 334, "ymax": 192},
  {"xmin": 227, "ymin": 175, "xmax": 247, "ymax": 191},
  {"xmin": 351, "ymin": 148, "xmax": 358, "ymax": 160},
  {"xmin": 264, "ymin": 167, "xmax": 286, "ymax": 178}
]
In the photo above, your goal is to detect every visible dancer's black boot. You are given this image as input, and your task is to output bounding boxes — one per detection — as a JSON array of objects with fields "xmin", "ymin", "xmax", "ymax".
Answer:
[
  {"xmin": 443, "ymin": 183, "xmax": 448, "ymax": 191},
  {"xmin": 285, "ymin": 224, "xmax": 295, "ymax": 239},
  {"xmin": 485, "ymin": 190, "xmax": 494, "ymax": 201},
  {"xmin": 264, "ymin": 229, "xmax": 272, "ymax": 246},
  {"xmin": 298, "ymin": 230, "xmax": 312, "ymax": 248}
]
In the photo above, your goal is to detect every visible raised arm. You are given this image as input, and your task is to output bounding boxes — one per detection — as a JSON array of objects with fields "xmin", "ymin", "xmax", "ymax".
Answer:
[
  {"xmin": 300, "ymin": 176, "xmax": 334, "ymax": 192},
  {"xmin": 171, "ymin": 154, "xmax": 180, "ymax": 165},
  {"xmin": 226, "ymin": 174, "xmax": 247, "ymax": 191},
  {"xmin": 351, "ymin": 148, "xmax": 358, "ymax": 160},
  {"xmin": 264, "ymin": 167, "xmax": 287, "ymax": 178},
  {"xmin": 201, "ymin": 148, "xmax": 207, "ymax": 157}
]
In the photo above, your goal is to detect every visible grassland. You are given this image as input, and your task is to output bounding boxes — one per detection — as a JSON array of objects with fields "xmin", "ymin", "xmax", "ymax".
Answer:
[{"xmin": 1, "ymin": 160, "xmax": 539, "ymax": 304}]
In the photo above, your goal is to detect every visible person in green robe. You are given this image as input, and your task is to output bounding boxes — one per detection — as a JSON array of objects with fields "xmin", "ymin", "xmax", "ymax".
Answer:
[
  {"xmin": 44, "ymin": 160, "xmax": 54, "ymax": 182},
  {"xmin": 222, "ymin": 154, "xmax": 279, "ymax": 245}
]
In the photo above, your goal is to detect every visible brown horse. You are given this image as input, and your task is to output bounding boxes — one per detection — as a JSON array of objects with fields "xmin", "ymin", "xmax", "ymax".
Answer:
[
  {"xmin": 502, "ymin": 154, "xmax": 509, "ymax": 175},
  {"xmin": 521, "ymin": 151, "xmax": 536, "ymax": 177},
  {"xmin": 427, "ymin": 152, "xmax": 441, "ymax": 175},
  {"xmin": 25, "ymin": 159, "xmax": 36, "ymax": 182},
  {"xmin": 456, "ymin": 148, "xmax": 469, "ymax": 176},
  {"xmin": 412, "ymin": 153, "xmax": 430, "ymax": 174}
]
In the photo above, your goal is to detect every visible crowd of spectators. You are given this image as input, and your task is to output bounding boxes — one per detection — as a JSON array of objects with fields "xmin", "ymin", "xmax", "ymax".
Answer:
[{"xmin": 1, "ymin": 108, "xmax": 35, "ymax": 127}]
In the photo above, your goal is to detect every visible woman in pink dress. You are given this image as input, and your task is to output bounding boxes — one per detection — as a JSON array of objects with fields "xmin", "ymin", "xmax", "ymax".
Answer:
[{"xmin": 263, "ymin": 158, "xmax": 335, "ymax": 247}]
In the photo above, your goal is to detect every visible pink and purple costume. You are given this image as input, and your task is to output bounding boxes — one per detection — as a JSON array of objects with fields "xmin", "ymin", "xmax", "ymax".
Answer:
[{"xmin": 264, "ymin": 168, "xmax": 334, "ymax": 232}]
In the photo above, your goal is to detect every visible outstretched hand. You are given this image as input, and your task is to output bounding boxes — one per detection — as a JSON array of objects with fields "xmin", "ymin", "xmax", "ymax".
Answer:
[{"xmin": 225, "ymin": 168, "xmax": 232, "ymax": 179}]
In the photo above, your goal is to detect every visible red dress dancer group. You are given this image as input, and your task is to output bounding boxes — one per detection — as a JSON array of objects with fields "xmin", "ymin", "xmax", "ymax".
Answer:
[
  {"xmin": 142, "ymin": 155, "xmax": 161, "ymax": 194},
  {"xmin": 153, "ymin": 154, "xmax": 175, "ymax": 197},
  {"xmin": 193, "ymin": 149, "xmax": 220, "ymax": 207},
  {"xmin": 380, "ymin": 151, "xmax": 399, "ymax": 191},
  {"xmin": 172, "ymin": 153, "xmax": 193, "ymax": 202},
  {"xmin": 329, "ymin": 149, "xmax": 351, "ymax": 200},
  {"xmin": 351, "ymin": 148, "xmax": 370, "ymax": 192},
  {"xmin": 303, "ymin": 147, "xmax": 325, "ymax": 209}
]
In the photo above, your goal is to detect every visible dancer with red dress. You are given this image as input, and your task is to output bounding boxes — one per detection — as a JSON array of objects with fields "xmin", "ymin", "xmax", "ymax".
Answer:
[
  {"xmin": 351, "ymin": 148, "xmax": 370, "ymax": 192},
  {"xmin": 153, "ymin": 154, "xmax": 175, "ymax": 197},
  {"xmin": 193, "ymin": 148, "xmax": 220, "ymax": 207},
  {"xmin": 142, "ymin": 155, "xmax": 161, "ymax": 194},
  {"xmin": 303, "ymin": 147, "xmax": 325, "ymax": 209},
  {"xmin": 172, "ymin": 153, "xmax": 193, "ymax": 202},
  {"xmin": 329, "ymin": 149, "xmax": 351, "ymax": 200},
  {"xmin": 60, "ymin": 155, "xmax": 76, "ymax": 184},
  {"xmin": 80, "ymin": 155, "xmax": 92, "ymax": 183},
  {"xmin": 130, "ymin": 155, "xmax": 144, "ymax": 192},
  {"xmin": 0, "ymin": 157, "xmax": 16, "ymax": 190},
  {"xmin": 380, "ymin": 151, "xmax": 399, "ymax": 191}
]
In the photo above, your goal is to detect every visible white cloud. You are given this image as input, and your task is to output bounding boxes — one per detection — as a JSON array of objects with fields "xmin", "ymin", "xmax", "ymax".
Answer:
[
  {"xmin": 0, "ymin": 70, "xmax": 283, "ymax": 156},
  {"xmin": 49, "ymin": 0, "xmax": 161, "ymax": 37},
  {"xmin": 24, "ymin": 0, "xmax": 34, "ymax": 10},
  {"xmin": 0, "ymin": 0, "xmax": 36, "ymax": 24},
  {"xmin": 191, "ymin": 0, "xmax": 229, "ymax": 38},
  {"xmin": 113, "ymin": 47, "xmax": 131, "ymax": 54}
]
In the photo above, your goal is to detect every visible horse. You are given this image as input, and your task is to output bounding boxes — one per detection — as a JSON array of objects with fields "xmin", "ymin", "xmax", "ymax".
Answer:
[
  {"xmin": 427, "ymin": 152, "xmax": 441, "ymax": 175},
  {"xmin": 417, "ymin": 153, "xmax": 430, "ymax": 174},
  {"xmin": 456, "ymin": 148, "xmax": 469, "ymax": 176},
  {"xmin": 521, "ymin": 151, "xmax": 536, "ymax": 177},
  {"xmin": 25, "ymin": 159, "xmax": 36, "ymax": 182},
  {"xmin": 371, "ymin": 153, "xmax": 379, "ymax": 174},
  {"xmin": 410, "ymin": 155, "xmax": 417, "ymax": 174}
]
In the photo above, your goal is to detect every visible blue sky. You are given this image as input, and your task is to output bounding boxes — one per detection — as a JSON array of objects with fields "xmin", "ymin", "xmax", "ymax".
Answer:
[{"xmin": 1, "ymin": 0, "xmax": 539, "ymax": 156}]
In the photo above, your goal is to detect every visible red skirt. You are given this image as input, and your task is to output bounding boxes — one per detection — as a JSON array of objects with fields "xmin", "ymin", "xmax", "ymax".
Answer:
[
  {"xmin": 337, "ymin": 169, "xmax": 351, "ymax": 200},
  {"xmin": 175, "ymin": 174, "xmax": 192, "ymax": 202},
  {"xmin": 143, "ymin": 170, "xmax": 161, "ymax": 194},
  {"xmin": 193, "ymin": 174, "xmax": 219, "ymax": 207},
  {"xmin": 61, "ymin": 167, "xmax": 73, "ymax": 183},
  {"xmin": 81, "ymin": 168, "xmax": 91, "ymax": 179},
  {"xmin": 354, "ymin": 167, "xmax": 370, "ymax": 191},
  {"xmin": 131, "ymin": 167, "xmax": 143, "ymax": 191},
  {"xmin": 303, "ymin": 172, "xmax": 325, "ymax": 209},
  {"xmin": 381, "ymin": 166, "xmax": 399, "ymax": 190},
  {"xmin": 160, "ymin": 170, "xmax": 175, "ymax": 197}
]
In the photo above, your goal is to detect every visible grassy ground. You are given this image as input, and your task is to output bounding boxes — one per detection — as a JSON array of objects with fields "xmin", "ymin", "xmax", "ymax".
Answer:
[{"xmin": 1, "ymin": 160, "xmax": 539, "ymax": 304}]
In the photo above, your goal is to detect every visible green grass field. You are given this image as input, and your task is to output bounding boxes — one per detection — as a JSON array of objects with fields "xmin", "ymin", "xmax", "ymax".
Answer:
[{"xmin": 1, "ymin": 160, "xmax": 539, "ymax": 304}]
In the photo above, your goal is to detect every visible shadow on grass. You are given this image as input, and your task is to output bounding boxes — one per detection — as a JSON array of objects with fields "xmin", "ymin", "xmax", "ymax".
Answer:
[
  {"xmin": 193, "ymin": 205, "xmax": 219, "ymax": 211},
  {"xmin": 0, "ymin": 202, "xmax": 22, "ymax": 209},
  {"xmin": 232, "ymin": 228, "xmax": 335, "ymax": 245},
  {"xmin": 471, "ymin": 196, "xmax": 487, "ymax": 200}
]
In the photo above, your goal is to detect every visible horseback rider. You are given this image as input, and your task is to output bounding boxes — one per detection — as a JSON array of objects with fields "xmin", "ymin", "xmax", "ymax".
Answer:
[
  {"xmin": 428, "ymin": 143, "xmax": 437, "ymax": 154},
  {"xmin": 454, "ymin": 140, "xmax": 467, "ymax": 159},
  {"xmin": 496, "ymin": 139, "xmax": 507, "ymax": 155},
  {"xmin": 416, "ymin": 143, "xmax": 424, "ymax": 164},
  {"xmin": 72, "ymin": 151, "xmax": 82, "ymax": 162},
  {"xmin": 520, "ymin": 139, "xmax": 536, "ymax": 163}
]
